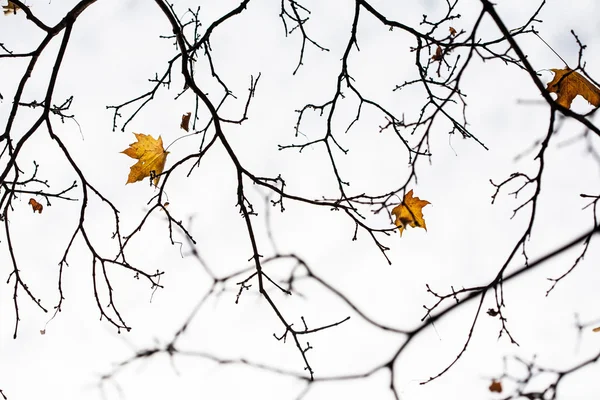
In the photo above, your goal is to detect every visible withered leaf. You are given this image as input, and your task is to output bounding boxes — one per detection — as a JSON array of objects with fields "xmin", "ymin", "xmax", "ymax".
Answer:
[
  {"xmin": 28, "ymin": 198, "xmax": 43, "ymax": 214},
  {"xmin": 432, "ymin": 46, "xmax": 443, "ymax": 61},
  {"xmin": 391, "ymin": 190, "xmax": 430, "ymax": 237},
  {"xmin": 489, "ymin": 379, "xmax": 502, "ymax": 393},
  {"xmin": 449, "ymin": 27, "xmax": 457, "ymax": 36},
  {"xmin": 487, "ymin": 308, "xmax": 499, "ymax": 317},
  {"xmin": 180, "ymin": 112, "xmax": 191, "ymax": 132},
  {"xmin": 547, "ymin": 68, "xmax": 600, "ymax": 109}
]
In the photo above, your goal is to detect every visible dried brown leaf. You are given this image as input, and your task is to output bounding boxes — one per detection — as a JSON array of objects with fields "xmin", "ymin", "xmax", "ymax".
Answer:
[
  {"xmin": 547, "ymin": 68, "xmax": 600, "ymax": 109},
  {"xmin": 28, "ymin": 198, "xmax": 43, "ymax": 214},
  {"xmin": 489, "ymin": 379, "xmax": 502, "ymax": 393},
  {"xmin": 180, "ymin": 112, "xmax": 191, "ymax": 131}
]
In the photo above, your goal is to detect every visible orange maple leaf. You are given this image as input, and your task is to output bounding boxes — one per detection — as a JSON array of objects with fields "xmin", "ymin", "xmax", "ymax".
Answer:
[
  {"xmin": 547, "ymin": 68, "xmax": 600, "ymax": 109},
  {"xmin": 2, "ymin": 1, "xmax": 20, "ymax": 15},
  {"xmin": 391, "ymin": 190, "xmax": 430, "ymax": 236},
  {"xmin": 28, "ymin": 198, "xmax": 43, "ymax": 213},
  {"xmin": 121, "ymin": 133, "xmax": 169, "ymax": 186},
  {"xmin": 180, "ymin": 112, "xmax": 191, "ymax": 131},
  {"xmin": 489, "ymin": 379, "xmax": 502, "ymax": 393}
]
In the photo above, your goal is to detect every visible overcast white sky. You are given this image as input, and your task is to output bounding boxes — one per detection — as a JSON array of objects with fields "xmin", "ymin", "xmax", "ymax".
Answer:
[{"xmin": 1, "ymin": 0, "xmax": 600, "ymax": 399}]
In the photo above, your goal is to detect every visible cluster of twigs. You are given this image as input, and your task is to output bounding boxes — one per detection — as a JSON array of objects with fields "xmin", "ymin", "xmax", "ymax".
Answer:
[{"xmin": 494, "ymin": 316, "xmax": 600, "ymax": 400}]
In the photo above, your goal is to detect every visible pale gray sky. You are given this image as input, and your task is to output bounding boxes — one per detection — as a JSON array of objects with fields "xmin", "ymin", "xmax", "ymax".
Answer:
[{"xmin": 1, "ymin": 0, "xmax": 599, "ymax": 399}]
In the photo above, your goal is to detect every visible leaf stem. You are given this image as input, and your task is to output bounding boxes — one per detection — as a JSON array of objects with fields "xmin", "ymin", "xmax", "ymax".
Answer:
[{"xmin": 534, "ymin": 31, "xmax": 569, "ymax": 67}]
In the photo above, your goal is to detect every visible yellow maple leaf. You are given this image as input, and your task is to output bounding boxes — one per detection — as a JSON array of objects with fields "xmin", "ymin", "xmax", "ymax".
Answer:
[
  {"xmin": 547, "ymin": 68, "xmax": 600, "ymax": 109},
  {"xmin": 391, "ymin": 190, "xmax": 430, "ymax": 236},
  {"xmin": 121, "ymin": 133, "xmax": 169, "ymax": 186}
]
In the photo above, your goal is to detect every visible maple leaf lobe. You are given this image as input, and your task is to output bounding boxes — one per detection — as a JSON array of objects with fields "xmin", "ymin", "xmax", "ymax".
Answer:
[
  {"xmin": 547, "ymin": 68, "xmax": 600, "ymax": 109},
  {"xmin": 121, "ymin": 133, "xmax": 169, "ymax": 186}
]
